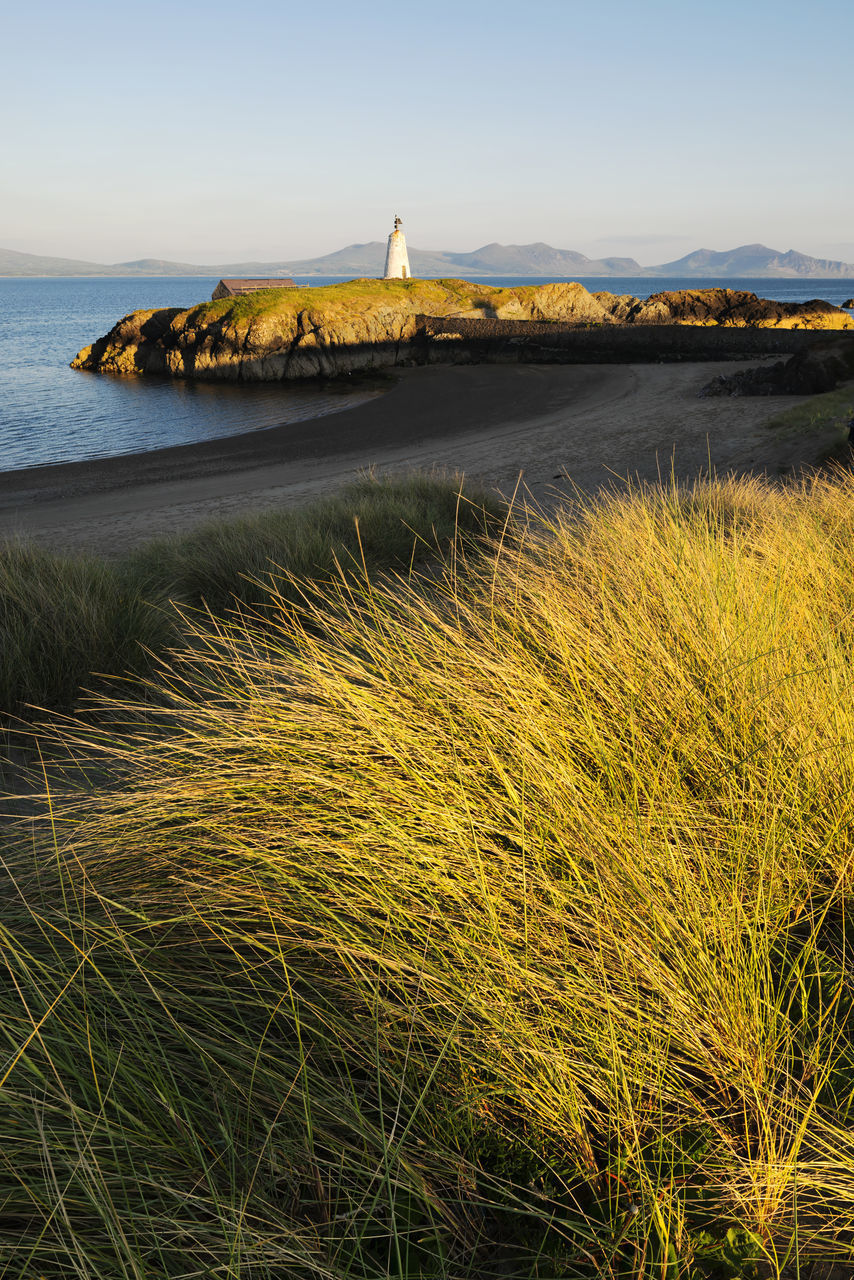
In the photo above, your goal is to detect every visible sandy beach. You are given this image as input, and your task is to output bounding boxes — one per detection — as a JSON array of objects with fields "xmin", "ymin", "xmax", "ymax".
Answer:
[{"xmin": 0, "ymin": 360, "xmax": 838, "ymax": 555}]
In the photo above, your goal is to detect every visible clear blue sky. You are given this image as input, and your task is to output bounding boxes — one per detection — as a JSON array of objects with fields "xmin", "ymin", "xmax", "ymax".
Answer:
[{"xmin": 3, "ymin": 0, "xmax": 852, "ymax": 266}]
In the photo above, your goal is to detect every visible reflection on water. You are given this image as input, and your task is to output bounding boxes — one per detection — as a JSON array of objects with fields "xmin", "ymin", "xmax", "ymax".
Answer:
[
  {"xmin": 27, "ymin": 369, "xmax": 385, "ymax": 469},
  {"xmin": 0, "ymin": 277, "xmax": 386, "ymax": 471},
  {"xmin": 2, "ymin": 274, "xmax": 852, "ymax": 472}
]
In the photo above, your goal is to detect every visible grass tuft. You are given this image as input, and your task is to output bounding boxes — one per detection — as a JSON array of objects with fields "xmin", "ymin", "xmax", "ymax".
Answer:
[{"xmin": 0, "ymin": 541, "xmax": 173, "ymax": 731}]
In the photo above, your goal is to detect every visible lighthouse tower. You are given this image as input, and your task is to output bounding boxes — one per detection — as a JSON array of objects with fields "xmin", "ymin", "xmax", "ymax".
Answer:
[{"xmin": 383, "ymin": 214, "xmax": 411, "ymax": 279}]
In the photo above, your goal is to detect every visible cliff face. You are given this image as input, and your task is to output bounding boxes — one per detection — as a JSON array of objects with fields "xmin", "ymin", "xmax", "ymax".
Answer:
[{"xmin": 71, "ymin": 279, "xmax": 854, "ymax": 382}]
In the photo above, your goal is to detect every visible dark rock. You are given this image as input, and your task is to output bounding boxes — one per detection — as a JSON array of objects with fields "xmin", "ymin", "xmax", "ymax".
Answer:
[
  {"xmin": 699, "ymin": 337, "xmax": 854, "ymax": 397},
  {"xmin": 631, "ymin": 288, "xmax": 852, "ymax": 329}
]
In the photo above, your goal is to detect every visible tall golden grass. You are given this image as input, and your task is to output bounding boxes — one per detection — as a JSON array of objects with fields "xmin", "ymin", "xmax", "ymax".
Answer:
[{"xmin": 5, "ymin": 470, "xmax": 854, "ymax": 1277}]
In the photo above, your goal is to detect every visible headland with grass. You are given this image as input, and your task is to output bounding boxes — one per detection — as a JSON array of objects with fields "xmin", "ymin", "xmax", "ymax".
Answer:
[
  {"xmin": 71, "ymin": 278, "xmax": 854, "ymax": 383},
  {"xmin": 5, "ymin": 467, "xmax": 854, "ymax": 1277}
]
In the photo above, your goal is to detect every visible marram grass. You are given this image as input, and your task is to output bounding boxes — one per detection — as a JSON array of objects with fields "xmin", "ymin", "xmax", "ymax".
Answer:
[
  {"xmin": 0, "ymin": 471, "xmax": 505, "ymax": 738},
  {"xmin": 0, "ymin": 540, "xmax": 175, "ymax": 730},
  {"xmin": 5, "ymin": 471, "xmax": 854, "ymax": 1277}
]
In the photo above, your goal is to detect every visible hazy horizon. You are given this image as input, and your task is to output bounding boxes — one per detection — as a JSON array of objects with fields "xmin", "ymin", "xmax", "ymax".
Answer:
[
  {"xmin": 6, "ymin": 236, "xmax": 854, "ymax": 272},
  {"xmin": 3, "ymin": 0, "xmax": 851, "ymax": 267}
]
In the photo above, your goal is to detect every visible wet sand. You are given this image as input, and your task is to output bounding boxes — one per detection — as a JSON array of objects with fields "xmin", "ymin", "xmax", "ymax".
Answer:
[{"xmin": 0, "ymin": 361, "xmax": 834, "ymax": 555}]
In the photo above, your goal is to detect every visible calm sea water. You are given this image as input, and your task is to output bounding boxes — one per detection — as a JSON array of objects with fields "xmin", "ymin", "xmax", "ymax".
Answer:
[{"xmin": 2, "ymin": 275, "xmax": 853, "ymax": 473}]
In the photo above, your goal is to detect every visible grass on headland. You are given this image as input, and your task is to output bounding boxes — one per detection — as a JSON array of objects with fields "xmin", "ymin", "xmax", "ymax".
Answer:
[
  {"xmin": 194, "ymin": 276, "xmax": 564, "ymax": 326},
  {"xmin": 0, "ymin": 472, "xmax": 505, "ymax": 734},
  {"xmin": 5, "ymin": 470, "xmax": 854, "ymax": 1276}
]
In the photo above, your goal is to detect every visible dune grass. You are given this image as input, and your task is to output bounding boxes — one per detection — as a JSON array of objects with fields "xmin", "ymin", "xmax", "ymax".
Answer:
[
  {"xmin": 5, "ymin": 471, "xmax": 854, "ymax": 1276},
  {"xmin": 0, "ymin": 541, "xmax": 175, "ymax": 731},
  {"xmin": 0, "ymin": 473, "xmax": 504, "ymax": 736},
  {"xmin": 122, "ymin": 470, "xmax": 506, "ymax": 618}
]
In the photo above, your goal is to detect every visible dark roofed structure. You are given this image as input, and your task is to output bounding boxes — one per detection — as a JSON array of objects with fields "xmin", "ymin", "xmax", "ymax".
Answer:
[{"xmin": 212, "ymin": 278, "xmax": 299, "ymax": 300}]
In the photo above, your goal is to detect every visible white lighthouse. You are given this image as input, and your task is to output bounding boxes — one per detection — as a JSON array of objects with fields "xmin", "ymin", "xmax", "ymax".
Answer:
[{"xmin": 383, "ymin": 214, "xmax": 411, "ymax": 279}]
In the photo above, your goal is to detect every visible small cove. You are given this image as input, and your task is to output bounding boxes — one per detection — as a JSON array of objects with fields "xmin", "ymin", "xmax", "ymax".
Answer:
[
  {"xmin": 2, "ymin": 274, "xmax": 852, "ymax": 472},
  {"xmin": 0, "ymin": 277, "xmax": 386, "ymax": 471}
]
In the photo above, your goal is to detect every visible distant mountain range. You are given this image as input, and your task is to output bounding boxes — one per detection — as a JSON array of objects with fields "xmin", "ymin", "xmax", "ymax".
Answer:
[{"xmin": 2, "ymin": 241, "xmax": 853, "ymax": 279}]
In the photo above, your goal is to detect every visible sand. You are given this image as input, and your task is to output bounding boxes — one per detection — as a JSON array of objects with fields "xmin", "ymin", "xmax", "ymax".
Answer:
[{"xmin": 0, "ymin": 361, "xmax": 836, "ymax": 555}]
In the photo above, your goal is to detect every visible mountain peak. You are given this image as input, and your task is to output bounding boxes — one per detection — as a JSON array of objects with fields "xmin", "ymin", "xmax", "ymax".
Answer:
[{"xmin": 3, "ymin": 241, "xmax": 854, "ymax": 280}]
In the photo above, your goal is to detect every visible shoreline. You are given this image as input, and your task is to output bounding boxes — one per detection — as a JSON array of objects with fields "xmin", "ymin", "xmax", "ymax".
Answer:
[
  {"xmin": 0, "ymin": 362, "xmax": 842, "ymax": 556},
  {"xmin": 5, "ymin": 273, "xmax": 854, "ymax": 282}
]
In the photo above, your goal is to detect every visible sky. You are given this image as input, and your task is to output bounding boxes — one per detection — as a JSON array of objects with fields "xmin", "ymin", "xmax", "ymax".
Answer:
[{"xmin": 3, "ymin": 0, "xmax": 853, "ymax": 267}]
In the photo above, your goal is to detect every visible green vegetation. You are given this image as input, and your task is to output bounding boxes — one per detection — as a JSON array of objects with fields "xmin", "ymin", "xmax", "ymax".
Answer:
[
  {"xmin": 0, "ymin": 473, "xmax": 504, "ymax": 734},
  {"xmin": 192, "ymin": 277, "xmax": 540, "ymax": 326},
  {"xmin": 0, "ymin": 542, "xmax": 175, "ymax": 729},
  {"xmin": 5, "ymin": 470, "xmax": 854, "ymax": 1276},
  {"xmin": 124, "ymin": 470, "xmax": 503, "ymax": 618},
  {"xmin": 83, "ymin": 279, "xmax": 512, "ymax": 365},
  {"xmin": 766, "ymin": 382, "xmax": 854, "ymax": 438}
]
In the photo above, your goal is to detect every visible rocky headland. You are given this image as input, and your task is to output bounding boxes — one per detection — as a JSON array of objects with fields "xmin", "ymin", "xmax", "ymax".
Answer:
[{"xmin": 71, "ymin": 279, "xmax": 854, "ymax": 383}]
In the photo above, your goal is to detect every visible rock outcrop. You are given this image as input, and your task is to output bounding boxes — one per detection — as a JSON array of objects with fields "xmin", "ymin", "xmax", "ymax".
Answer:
[
  {"xmin": 700, "ymin": 336, "xmax": 854, "ymax": 397},
  {"xmin": 597, "ymin": 288, "xmax": 853, "ymax": 329},
  {"xmin": 592, "ymin": 291, "xmax": 640, "ymax": 323},
  {"xmin": 72, "ymin": 279, "xmax": 854, "ymax": 382}
]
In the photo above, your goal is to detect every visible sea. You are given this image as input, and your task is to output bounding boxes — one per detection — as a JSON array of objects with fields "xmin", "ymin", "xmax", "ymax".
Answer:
[{"xmin": 2, "ymin": 275, "xmax": 853, "ymax": 473}]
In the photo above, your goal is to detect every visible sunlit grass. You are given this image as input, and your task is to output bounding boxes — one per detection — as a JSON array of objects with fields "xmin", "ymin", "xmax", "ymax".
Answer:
[
  {"xmin": 193, "ymin": 276, "xmax": 567, "ymax": 325},
  {"xmin": 5, "ymin": 470, "xmax": 854, "ymax": 1276}
]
